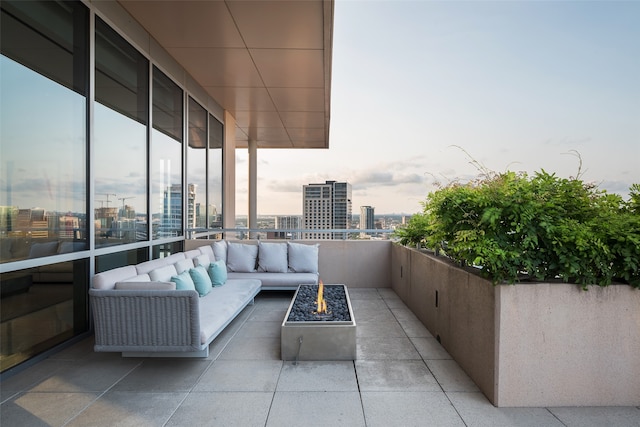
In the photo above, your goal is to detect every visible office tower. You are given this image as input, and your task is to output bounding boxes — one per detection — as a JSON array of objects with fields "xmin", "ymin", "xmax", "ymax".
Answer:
[
  {"xmin": 360, "ymin": 205, "xmax": 375, "ymax": 238},
  {"xmin": 303, "ymin": 180, "xmax": 352, "ymax": 239},
  {"xmin": 274, "ymin": 215, "xmax": 302, "ymax": 240}
]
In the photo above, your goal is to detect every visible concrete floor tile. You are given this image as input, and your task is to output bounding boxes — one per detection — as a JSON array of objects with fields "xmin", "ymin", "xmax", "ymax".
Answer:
[
  {"xmin": 112, "ymin": 359, "xmax": 210, "ymax": 392},
  {"xmin": 357, "ymin": 337, "xmax": 421, "ymax": 360},
  {"xmin": 377, "ymin": 288, "xmax": 400, "ymax": 300},
  {"xmin": 267, "ymin": 391, "xmax": 365, "ymax": 427},
  {"xmin": 277, "ymin": 361, "xmax": 358, "ymax": 391},
  {"xmin": 348, "ymin": 288, "xmax": 382, "ymax": 300},
  {"xmin": 30, "ymin": 357, "xmax": 140, "ymax": 393},
  {"xmin": 167, "ymin": 391, "xmax": 273, "ymax": 427},
  {"xmin": 548, "ymin": 406, "xmax": 640, "ymax": 427},
  {"xmin": 426, "ymin": 360, "xmax": 480, "ymax": 392},
  {"xmin": 356, "ymin": 360, "xmax": 440, "ymax": 392},
  {"xmin": 0, "ymin": 359, "xmax": 70, "ymax": 402},
  {"xmin": 194, "ymin": 360, "xmax": 282, "ymax": 392},
  {"xmin": 447, "ymin": 392, "xmax": 564, "ymax": 427},
  {"xmin": 350, "ymin": 298, "xmax": 389, "ymax": 311},
  {"xmin": 361, "ymin": 391, "xmax": 465, "ymax": 427},
  {"xmin": 411, "ymin": 336, "xmax": 452, "ymax": 360},
  {"xmin": 66, "ymin": 391, "xmax": 186, "ymax": 427},
  {"xmin": 352, "ymin": 306, "xmax": 397, "ymax": 323},
  {"xmin": 236, "ymin": 320, "xmax": 282, "ymax": 338},
  {"xmin": 356, "ymin": 320, "xmax": 406, "ymax": 338},
  {"xmin": 247, "ymin": 308, "xmax": 288, "ymax": 322},
  {"xmin": 1, "ymin": 392, "xmax": 98, "ymax": 427},
  {"xmin": 218, "ymin": 336, "xmax": 281, "ymax": 360}
]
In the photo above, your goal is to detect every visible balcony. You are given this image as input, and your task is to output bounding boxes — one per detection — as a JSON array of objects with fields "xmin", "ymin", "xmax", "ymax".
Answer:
[{"xmin": 1, "ymin": 239, "xmax": 638, "ymax": 425}]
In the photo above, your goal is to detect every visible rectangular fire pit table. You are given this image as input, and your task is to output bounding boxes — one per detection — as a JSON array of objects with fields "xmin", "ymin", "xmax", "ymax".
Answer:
[{"xmin": 281, "ymin": 284, "xmax": 356, "ymax": 361}]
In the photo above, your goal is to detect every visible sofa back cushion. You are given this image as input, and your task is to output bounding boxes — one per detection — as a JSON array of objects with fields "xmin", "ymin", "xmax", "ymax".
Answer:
[
  {"xmin": 198, "ymin": 245, "xmax": 215, "ymax": 262},
  {"xmin": 92, "ymin": 265, "xmax": 138, "ymax": 290},
  {"xmin": 136, "ymin": 253, "xmax": 185, "ymax": 275},
  {"xmin": 149, "ymin": 264, "xmax": 178, "ymax": 282},
  {"xmin": 194, "ymin": 253, "xmax": 211, "ymax": 269},
  {"xmin": 184, "ymin": 249, "xmax": 201, "ymax": 260},
  {"xmin": 226, "ymin": 242, "xmax": 258, "ymax": 272},
  {"xmin": 212, "ymin": 240, "xmax": 227, "ymax": 263},
  {"xmin": 258, "ymin": 242, "xmax": 288, "ymax": 273},
  {"xmin": 287, "ymin": 242, "xmax": 319, "ymax": 273},
  {"xmin": 174, "ymin": 258, "xmax": 195, "ymax": 274}
]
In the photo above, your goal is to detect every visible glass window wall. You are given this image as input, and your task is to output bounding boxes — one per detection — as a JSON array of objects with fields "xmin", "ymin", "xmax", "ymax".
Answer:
[
  {"xmin": 0, "ymin": 0, "xmax": 90, "ymax": 373},
  {"xmin": 187, "ymin": 98, "xmax": 207, "ymax": 237},
  {"xmin": 209, "ymin": 116, "xmax": 224, "ymax": 231},
  {"xmin": 94, "ymin": 17, "xmax": 149, "ymax": 247},
  {"xmin": 152, "ymin": 67, "xmax": 183, "ymax": 239}
]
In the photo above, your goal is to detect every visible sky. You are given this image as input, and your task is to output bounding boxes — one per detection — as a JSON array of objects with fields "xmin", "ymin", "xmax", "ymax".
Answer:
[{"xmin": 238, "ymin": 0, "xmax": 640, "ymax": 216}]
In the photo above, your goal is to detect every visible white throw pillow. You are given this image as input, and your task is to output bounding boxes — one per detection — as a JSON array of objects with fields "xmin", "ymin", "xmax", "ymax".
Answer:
[
  {"xmin": 149, "ymin": 264, "xmax": 178, "ymax": 282},
  {"xmin": 226, "ymin": 243, "xmax": 258, "ymax": 272},
  {"xmin": 258, "ymin": 242, "xmax": 288, "ymax": 273},
  {"xmin": 287, "ymin": 242, "xmax": 319, "ymax": 273},
  {"xmin": 212, "ymin": 240, "xmax": 227, "ymax": 263}
]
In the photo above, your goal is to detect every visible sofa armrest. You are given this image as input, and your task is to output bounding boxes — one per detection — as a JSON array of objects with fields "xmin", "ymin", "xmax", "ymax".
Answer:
[{"xmin": 89, "ymin": 289, "xmax": 202, "ymax": 352}]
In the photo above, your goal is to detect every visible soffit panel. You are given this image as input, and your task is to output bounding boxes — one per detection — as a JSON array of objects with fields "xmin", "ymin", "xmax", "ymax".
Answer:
[
  {"xmin": 270, "ymin": 88, "xmax": 326, "ymax": 112},
  {"xmin": 234, "ymin": 111, "xmax": 283, "ymax": 129},
  {"xmin": 227, "ymin": 0, "xmax": 324, "ymax": 49},
  {"xmin": 205, "ymin": 87, "xmax": 276, "ymax": 112},
  {"xmin": 119, "ymin": 1, "xmax": 244, "ymax": 48},
  {"xmin": 280, "ymin": 111, "xmax": 325, "ymax": 128},
  {"xmin": 251, "ymin": 48, "xmax": 324, "ymax": 88},
  {"xmin": 117, "ymin": 0, "xmax": 332, "ymax": 150},
  {"xmin": 167, "ymin": 47, "xmax": 263, "ymax": 87}
]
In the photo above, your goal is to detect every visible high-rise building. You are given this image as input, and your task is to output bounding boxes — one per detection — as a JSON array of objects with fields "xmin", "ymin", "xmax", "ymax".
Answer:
[
  {"xmin": 303, "ymin": 180, "xmax": 352, "ymax": 239},
  {"xmin": 273, "ymin": 215, "xmax": 302, "ymax": 239},
  {"xmin": 360, "ymin": 205, "xmax": 375, "ymax": 238}
]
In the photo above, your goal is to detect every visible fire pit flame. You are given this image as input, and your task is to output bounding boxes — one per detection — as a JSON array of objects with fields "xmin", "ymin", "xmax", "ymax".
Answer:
[{"xmin": 315, "ymin": 280, "xmax": 328, "ymax": 314}]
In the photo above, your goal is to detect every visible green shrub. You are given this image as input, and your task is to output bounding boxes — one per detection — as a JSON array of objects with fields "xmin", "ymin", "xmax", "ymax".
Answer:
[{"xmin": 395, "ymin": 170, "xmax": 640, "ymax": 288}]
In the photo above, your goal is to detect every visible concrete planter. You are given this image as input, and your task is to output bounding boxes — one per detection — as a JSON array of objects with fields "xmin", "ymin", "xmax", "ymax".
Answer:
[{"xmin": 391, "ymin": 244, "xmax": 640, "ymax": 407}]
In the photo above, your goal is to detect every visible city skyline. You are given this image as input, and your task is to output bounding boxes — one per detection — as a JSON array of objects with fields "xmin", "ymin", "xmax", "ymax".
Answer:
[{"xmin": 236, "ymin": 0, "xmax": 640, "ymax": 216}]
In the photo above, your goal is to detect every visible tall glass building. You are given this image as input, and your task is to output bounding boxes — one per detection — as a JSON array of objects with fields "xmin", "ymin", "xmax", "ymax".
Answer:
[{"xmin": 0, "ymin": 0, "xmax": 333, "ymax": 374}]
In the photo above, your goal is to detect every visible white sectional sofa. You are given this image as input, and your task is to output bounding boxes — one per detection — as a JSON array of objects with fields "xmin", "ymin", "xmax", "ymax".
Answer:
[{"xmin": 89, "ymin": 240, "xmax": 319, "ymax": 357}]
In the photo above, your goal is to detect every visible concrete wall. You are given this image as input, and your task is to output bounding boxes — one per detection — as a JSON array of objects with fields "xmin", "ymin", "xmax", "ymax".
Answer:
[
  {"xmin": 185, "ymin": 239, "xmax": 392, "ymax": 288},
  {"xmin": 391, "ymin": 244, "xmax": 640, "ymax": 407},
  {"xmin": 495, "ymin": 283, "xmax": 640, "ymax": 407},
  {"xmin": 391, "ymin": 245, "xmax": 496, "ymax": 403}
]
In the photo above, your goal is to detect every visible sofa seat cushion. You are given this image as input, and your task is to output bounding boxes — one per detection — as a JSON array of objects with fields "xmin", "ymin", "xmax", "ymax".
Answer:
[
  {"xmin": 198, "ymin": 279, "xmax": 261, "ymax": 344},
  {"xmin": 228, "ymin": 272, "xmax": 318, "ymax": 288}
]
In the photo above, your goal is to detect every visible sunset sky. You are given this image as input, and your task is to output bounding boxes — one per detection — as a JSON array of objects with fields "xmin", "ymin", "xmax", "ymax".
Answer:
[{"xmin": 237, "ymin": 0, "xmax": 640, "ymax": 216}]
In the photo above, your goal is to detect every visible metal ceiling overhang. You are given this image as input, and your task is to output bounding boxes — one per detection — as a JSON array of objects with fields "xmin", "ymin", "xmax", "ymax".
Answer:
[{"xmin": 117, "ymin": 0, "xmax": 333, "ymax": 149}]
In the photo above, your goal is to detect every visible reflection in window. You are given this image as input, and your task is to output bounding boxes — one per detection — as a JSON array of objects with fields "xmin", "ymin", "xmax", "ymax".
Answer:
[
  {"xmin": 152, "ymin": 241, "xmax": 183, "ymax": 259},
  {"xmin": 0, "ymin": 1, "xmax": 88, "ymax": 264},
  {"xmin": 95, "ymin": 248, "xmax": 148, "ymax": 274},
  {"xmin": 209, "ymin": 115, "xmax": 224, "ymax": 230},
  {"xmin": 0, "ymin": 259, "xmax": 89, "ymax": 372},
  {"xmin": 94, "ymin": 17, "xmax": 149, "ymax": 247},
  {"xmin": 188, "ymin": 98, "xmax": 207, "ymax": 237},
  {"xmin": 152, "ymin": 67, "xmax": 183, "ymax": 239}
]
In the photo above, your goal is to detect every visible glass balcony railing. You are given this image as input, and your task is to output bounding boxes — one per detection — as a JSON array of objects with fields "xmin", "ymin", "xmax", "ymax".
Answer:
[{"xmin": 188, "ymin": 228, "xmax": 398, "ymax": 241}]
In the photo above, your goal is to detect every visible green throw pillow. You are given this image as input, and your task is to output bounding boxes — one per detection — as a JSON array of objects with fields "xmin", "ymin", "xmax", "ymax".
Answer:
[
  {"xmin": 171, "ymin": 271, "xmax": 196, "ymax": 291},
  {"xmin": 208, "ymin": 260, "xmax": 228, "ymax": 286},
  {"xmin": 189, "ymin": 266, "xmax": 212, "ymax": 296}
]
